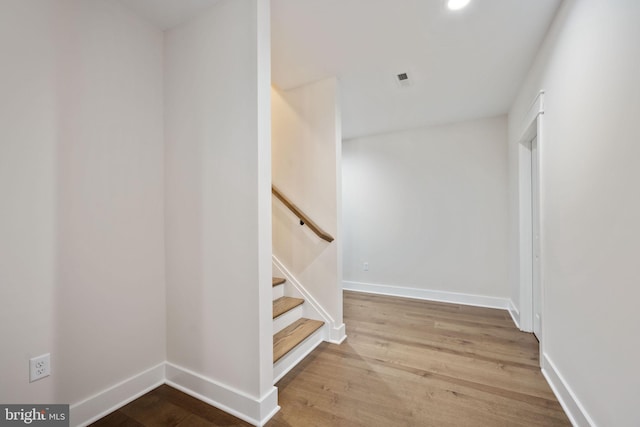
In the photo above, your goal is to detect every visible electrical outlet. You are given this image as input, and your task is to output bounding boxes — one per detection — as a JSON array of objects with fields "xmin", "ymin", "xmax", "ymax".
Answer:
[
  {"xmin": 363, "ymin": 262, "xmax": 369, "ymax": 271},
  {"xmin": 29, "ymin": 353, "xmax": 50, "ymax": 382}
]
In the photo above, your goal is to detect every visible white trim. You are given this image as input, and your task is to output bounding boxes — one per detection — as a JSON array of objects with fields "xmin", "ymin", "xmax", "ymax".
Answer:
[
  {"xmin": 508, "ymin": 299, "xmax": 521, "ymax": 329},
  {"xmin": 272, "ymin": 282, "xmax": 284, "ymax": 300},
  {"xmin": 272, "ymin": 255, "xmax": 345, "ymax": 343},
  {"xmin": 330, "ymin": 323, "xmax": 347, "ymax": 344},
  {"xmin": 343, "ymin": 281, "xmax": 510, "ymax": 310},
  {"xmin": 71, "ymin": 363, "xmax": 165, "ymax": 427},
  {"xmin": 520, "ymin": 91, "xmax": 545, "ymax": 141},
  {"xmin": 541, "ymin": 354, "xmax": 597, "ymax": 427},
  {"xmin": 70, "ymin": 362, "xmax": 279, "ymax": 427},
  {"xmin": 273, "ymin": 305, "xmax": 303, "ymax": 334},
  {"xmin": 517, "ymin": 90, "xmax": 545, "ymax": 335},
  {"xmin": 165, "ymin": 362, "xmax": 279, "ymax": 427}
]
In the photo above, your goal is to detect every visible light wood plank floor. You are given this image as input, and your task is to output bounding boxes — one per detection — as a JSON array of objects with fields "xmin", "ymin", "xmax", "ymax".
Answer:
[{"xmin": 92, "ymin": 291, "xmax": 570, "ymax": 426}]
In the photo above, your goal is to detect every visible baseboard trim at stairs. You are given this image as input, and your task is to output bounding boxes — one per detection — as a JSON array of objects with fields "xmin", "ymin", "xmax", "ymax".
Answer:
[
  {"xmin": 330, "ymin": 323, "xmax": 347, "ymax": 344},
  {"xmin": 165, "ymin": 362, "xmax": 279, "ymax": 427},
  {"xmin": 342, "ymin": 281, "xmax": 510, "ymax": 310},
  {"xmin": 508, "ymin": 299, "xmax": 521, "ymax": 329},
  {"xmin": 272, "ymin": 255, "xmax": 345, "ymax": 344},
  {"xmin": 541, "ymin": 354, "xmax": 596, "ymax": 427},
  {"xmin": 71, "ymin": 363, "xmax": 165, "ymax": 427}
]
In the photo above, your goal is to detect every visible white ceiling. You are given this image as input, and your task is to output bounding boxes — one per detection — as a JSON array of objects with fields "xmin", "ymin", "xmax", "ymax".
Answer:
[
  {"xmin": 271, "ymin": 0, "xmax": 562, "ymax": 139},
  {"xmin": 117, "ymin": 0, "xmax": 221, "ymax": 30},
  {"xmin": 116, "ymin": 0, "xmax": 562, "ymax": 140}
]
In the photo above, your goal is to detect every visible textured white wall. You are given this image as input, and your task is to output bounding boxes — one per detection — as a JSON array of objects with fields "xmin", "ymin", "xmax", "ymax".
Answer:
[
  {"xmin": 343, "ymin": 116, "xmax": 509, "ymax": 299},
  {"xmin": 164, "ymin": 0, "xmax": 274, "ymax": 405},
  {"xmin": 508, "ymin": 1, "xmax": 640, "ymax": 425},
  {"xmin": 0, "ymin": 0, "xmax": 165, "ymax": 406},
  {"xmin": 271, "ymin": 79, "xmax": 343, "ymax": 331}
]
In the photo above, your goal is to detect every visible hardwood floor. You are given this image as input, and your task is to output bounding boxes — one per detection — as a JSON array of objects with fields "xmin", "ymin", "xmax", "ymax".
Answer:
[{"xmin": 91, "ymin": 291, "xmax": 570, "ymax": 426}]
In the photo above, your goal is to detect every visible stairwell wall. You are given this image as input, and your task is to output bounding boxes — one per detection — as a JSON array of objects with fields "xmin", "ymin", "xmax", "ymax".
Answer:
[
  {"xmin": 164, "ymin": 0, "xmax": 276, "ymax": 423},
  {"xmin": 271, "ymin": 78, "xmax": 345, "ymax": 341}
]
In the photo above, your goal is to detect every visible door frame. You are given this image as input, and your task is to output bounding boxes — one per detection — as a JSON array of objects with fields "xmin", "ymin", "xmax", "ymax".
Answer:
[{"xmin": 517, "ymin": 91, "xmax": 545, "ymax": 358}]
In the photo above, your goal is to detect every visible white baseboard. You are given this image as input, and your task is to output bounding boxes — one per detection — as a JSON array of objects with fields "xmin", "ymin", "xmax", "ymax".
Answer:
[
  {"xmin": 343, "ymin": 281, "xmax": 510, "ymax": 310},
  {"xmin": 71, "ymin": 363, "xmax": 165, "ymax": 427},
  {"xmin": 330, "ymin": 323, "xmax": 347, "ymax": 344},
  {"xmin": 541, "ymin": 354, "xmax": 596, "ymax": 427},
  {"xmin": 70, "ymin": 362, "xmax": 279, "ymax": 427},
  {"xmin": 508, "ymin": 299, "xmax": 521, "ymax": 329},
  {"xmin": 165, "ymin": 362, "xmax": 279, "ymax": 427}
]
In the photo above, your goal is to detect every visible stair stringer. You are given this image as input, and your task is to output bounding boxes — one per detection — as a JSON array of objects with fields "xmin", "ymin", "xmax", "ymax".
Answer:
[
  {"xmin": 272, "ymin": 256, "xmax": 346, "ymax": 383},
  {"xmin": 272, "ymin": 255, "xmax": 345, "ymax": 344}
]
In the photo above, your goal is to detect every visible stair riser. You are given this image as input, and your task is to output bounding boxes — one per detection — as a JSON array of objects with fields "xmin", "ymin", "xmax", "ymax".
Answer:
[
  {"xmin": 272, "ymin": 284, "xmax": 284, "ymax": 301},
  {"xmin": 273, "ymin": 305, "xmax": 303, "ymax": 334},
  {"xmin": 273, "ymin": 326, "xmax": 324, "ymax": 383}
]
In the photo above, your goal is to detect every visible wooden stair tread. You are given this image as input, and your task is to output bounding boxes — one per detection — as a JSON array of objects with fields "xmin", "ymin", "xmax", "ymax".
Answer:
[
  {"xmin": 273, "ymin": 297, "xmax": 304, "ymax": 319},
  {"xmin": 273, "ymin": 318, "xmax": 324, "ymax": 363},
  {"xmin": 272, "ymin": 277, "xmax": 286, "ymax": 287}
]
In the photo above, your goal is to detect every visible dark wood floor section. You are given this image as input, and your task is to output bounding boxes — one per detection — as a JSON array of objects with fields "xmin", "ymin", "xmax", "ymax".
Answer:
[{"xmin": 92, "ymin": 291, "xmax": 570, "ymax": 426}]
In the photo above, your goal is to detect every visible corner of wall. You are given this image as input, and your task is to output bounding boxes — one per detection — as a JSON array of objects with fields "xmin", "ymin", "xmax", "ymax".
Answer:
[
  {"xmin": 508, "ymin": 299, "xmax": 520, "ymax": 329},
  {"xmin": 70, "ymin": 363, "xmax": 165, "ymax": 427},
  {"xmin": 165, "ymin": 363, "xmax": 279, "ymax": 427},
  {"xmin": 71, "ymin": 362, "xmax": 280, "ymax": 427}
]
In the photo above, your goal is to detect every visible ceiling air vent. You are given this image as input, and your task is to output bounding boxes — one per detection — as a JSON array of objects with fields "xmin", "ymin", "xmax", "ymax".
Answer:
[{"xmin": 395, "ymin": 72, "xmax": 412, "ymax": 88}]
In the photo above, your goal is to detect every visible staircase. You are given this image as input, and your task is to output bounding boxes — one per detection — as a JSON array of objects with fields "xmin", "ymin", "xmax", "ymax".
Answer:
[{"xmin": 272, "ymin": 276, "xmax": 324, "ymax": 382}]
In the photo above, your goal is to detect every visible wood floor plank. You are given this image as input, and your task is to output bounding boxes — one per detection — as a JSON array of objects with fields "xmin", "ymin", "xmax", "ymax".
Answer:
[
  {"xmin": 91, "ymin": 292, "xmax": 570, "ymax": 427},
  {"xmin": 273, "ymin": 318, "xmax": 324, "ymax": 362},
  {"xmin": 272, "ymin": 296, "xmax": 304, "ymax": 318},
  {"xmin": 271, "ymin": 292, "xmax": 570, "ymax": 426},
  {"xmin": 118, "ymin": 392, "xmax": 191, "ymax": 426},
  {"xmin": 89, "ymin": 410, "xmax": 144, "ymax": 427}
]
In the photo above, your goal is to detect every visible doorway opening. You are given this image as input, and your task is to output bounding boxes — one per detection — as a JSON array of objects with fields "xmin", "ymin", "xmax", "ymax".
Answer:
[{"xmin": 517, "ymin": 91, "xmax": 544, "ymax": 355}]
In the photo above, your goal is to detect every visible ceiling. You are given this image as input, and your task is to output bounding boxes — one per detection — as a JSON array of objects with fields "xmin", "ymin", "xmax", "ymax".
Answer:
[
  {"xmin": 272, "ymin": 0, "xmax": 562, "ymax": 139},
  {"xmin": 117, "ymin": 0, "xmax": 222, "ymax": 30},
  {"xmin": 117, "ymin": 0, "xmax": 562, "ymax": 140}
]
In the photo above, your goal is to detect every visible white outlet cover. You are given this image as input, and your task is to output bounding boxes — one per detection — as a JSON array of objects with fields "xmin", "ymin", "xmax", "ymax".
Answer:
[{"xmin": 29, "ymin": 353, "xmax": 50, "ymax": 382}]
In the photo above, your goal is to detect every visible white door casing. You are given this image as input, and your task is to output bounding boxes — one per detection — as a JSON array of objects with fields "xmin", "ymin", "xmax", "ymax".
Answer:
[
  {"xmin": 516, "ymin": 91, "xmax": 544, "ymax": 363},
  {"xmin": 531, "ymin": 136, "xmax": 541, "ymax": 340}
]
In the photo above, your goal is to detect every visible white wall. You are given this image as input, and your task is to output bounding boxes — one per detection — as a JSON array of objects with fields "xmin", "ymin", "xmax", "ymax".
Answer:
[
  {"xmin": 0, "ymin": 0, "xmax": 58, "ymax": 406},
  {"xmin": 343, "ymin": 117, "xmax": 509, "ymax": 302},
  {"xmin": 271, "ymin": 79, "xmax": 344, "ymax": 337},
  {"xmin": 0, "ymin": 0, "xmax": 165, "ymax": 411},
  {"xmin": 164, "ymin": 0, "xmax": 276, "ymax": 422},
  {"xmin": 508, "ymin": 1, "xmax": 640, "ymax": 425}
]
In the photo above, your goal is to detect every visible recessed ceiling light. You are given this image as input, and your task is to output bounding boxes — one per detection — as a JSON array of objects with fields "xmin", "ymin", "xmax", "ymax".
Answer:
[{"xmin": 448, "ymin": 0, "xmax": 471, "ymax": 11}]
